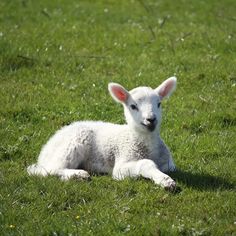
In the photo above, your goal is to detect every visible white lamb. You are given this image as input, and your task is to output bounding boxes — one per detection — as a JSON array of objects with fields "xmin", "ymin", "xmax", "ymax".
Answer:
[{"xmin": 28, "ymin": 77, "xmax": 177, "ymax": 190}]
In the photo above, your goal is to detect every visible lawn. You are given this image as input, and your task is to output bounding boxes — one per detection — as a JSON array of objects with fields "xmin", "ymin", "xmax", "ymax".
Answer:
[{"xmin": 0, "ymin": 0, "xmax": 235, "ymax": 235}]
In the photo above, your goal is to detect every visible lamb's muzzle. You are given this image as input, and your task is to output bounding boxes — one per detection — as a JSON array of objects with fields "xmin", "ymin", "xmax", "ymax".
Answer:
[{"xmin": 142, "ymin": 115, "xmax": 157, "ymax": 131}]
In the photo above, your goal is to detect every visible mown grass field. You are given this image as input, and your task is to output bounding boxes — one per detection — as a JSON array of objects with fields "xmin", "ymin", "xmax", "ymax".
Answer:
[{"xmin": 0, "ymin": 0, "xmax": 236, "ymax": 235}]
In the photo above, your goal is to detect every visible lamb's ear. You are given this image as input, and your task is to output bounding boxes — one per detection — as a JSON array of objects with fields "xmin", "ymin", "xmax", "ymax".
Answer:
[
  {"xmin": 155, "ymin": 76, "xmax": 177, "ymax": 100},
  {"xmin": 108, "ymin": 83, "xmax": 130, "ymax": 103}
]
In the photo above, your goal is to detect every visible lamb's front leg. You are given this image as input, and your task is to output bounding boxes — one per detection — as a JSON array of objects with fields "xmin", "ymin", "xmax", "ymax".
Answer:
[
  {"xmin": 157, "ymin": 139, "xmax": 176, "ymax": 173},
  {"xmin": 113, "ymin": 159, "xmax": 176, "ymax": 191}
]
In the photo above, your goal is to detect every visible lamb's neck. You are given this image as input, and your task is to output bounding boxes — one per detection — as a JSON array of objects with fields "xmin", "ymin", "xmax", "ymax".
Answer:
[{"xmin": 130, "ymin": 128, "xmax": 160, "ymax": 144}]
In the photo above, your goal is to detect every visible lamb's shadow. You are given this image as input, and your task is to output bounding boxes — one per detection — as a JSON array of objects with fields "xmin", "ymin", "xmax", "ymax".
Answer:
[{"xmin": 169, "ymin": 169, "xmax": 234, "ymax": 191}]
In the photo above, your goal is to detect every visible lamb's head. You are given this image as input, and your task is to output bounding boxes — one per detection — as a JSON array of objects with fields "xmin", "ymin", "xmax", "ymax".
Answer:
[{"xmin": 108, "ymin": 77, "xmax": 177, "ymax": 133}]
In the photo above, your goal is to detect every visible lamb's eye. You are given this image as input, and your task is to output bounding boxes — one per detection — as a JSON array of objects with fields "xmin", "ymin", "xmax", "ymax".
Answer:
[
  {"xmin": 130, "ymin": 104, "xmax": 138, "ymax": 110},
  {"xmin": 157, "ymin": 102, "xmax": 161, "ymax": 108}
]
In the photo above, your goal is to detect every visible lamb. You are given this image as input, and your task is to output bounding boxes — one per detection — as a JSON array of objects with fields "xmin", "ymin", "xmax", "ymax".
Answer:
[{"xmin": 27, "ymin": 76, "xmax": 177, "ymax": 190}]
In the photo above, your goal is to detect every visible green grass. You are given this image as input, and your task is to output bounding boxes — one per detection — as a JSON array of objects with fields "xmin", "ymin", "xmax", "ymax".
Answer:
[{"xmin": 0, "ymin": 0, "xmax": 236, "ymax": 235}]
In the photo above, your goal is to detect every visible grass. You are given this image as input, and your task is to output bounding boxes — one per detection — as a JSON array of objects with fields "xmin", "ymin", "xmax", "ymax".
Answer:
[{"xmin": 0, "ymin": 0, "xmax": 235, "ymax": 235}]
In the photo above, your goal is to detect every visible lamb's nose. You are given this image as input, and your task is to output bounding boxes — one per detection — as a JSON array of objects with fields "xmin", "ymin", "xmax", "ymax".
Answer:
[{"xmin": 146, "ymin": 117, "xmax": 156, "ymax": 124}]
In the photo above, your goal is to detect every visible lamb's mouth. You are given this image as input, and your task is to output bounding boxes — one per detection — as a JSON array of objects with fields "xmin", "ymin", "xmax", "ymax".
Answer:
[{"xmin": 141, "ymin": 122, "xmax": 157, "ymax": 132}]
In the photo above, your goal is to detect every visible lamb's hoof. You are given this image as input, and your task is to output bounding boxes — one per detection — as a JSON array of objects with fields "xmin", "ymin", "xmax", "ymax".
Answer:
[
  {"xmin": 161, "ymin": 177, "xmax": 176, "ymax": 192},
  {"xmin": 73, "ymin": 172, "xmax": 91, "ymax": 181},
  {"xmin": 61, "ymin": 170, "xmax": 91, "ymax": 181},
  {"xmin": 164, "ymin": 181, "xmax": 176, "ymax": 192}
]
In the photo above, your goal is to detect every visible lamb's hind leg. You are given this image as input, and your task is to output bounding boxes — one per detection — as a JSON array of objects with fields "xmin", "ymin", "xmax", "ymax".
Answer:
[{"xmin": 56, "ymin": 169, "xmax": 91, "ymax": 181}]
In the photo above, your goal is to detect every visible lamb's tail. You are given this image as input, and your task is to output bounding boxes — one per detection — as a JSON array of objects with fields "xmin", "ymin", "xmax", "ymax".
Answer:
[{"xmin": 27, "ymin": 164, "xmax": 49, "ymax": 176}]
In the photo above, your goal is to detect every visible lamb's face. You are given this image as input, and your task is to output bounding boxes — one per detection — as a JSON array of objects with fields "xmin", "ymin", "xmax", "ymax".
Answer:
[
  {"xmin": 108, "ymin": 77, "xmax": 177, "ymax": 134},
  {"xmin": 124, "ymin": 87, "xmax": 161, "ymax": 132}
]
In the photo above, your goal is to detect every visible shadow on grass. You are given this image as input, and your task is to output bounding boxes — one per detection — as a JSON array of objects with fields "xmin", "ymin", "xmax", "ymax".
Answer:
[{"xmin": 170, "ymin": 169, "xmax": 234, "ymax": 191}]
